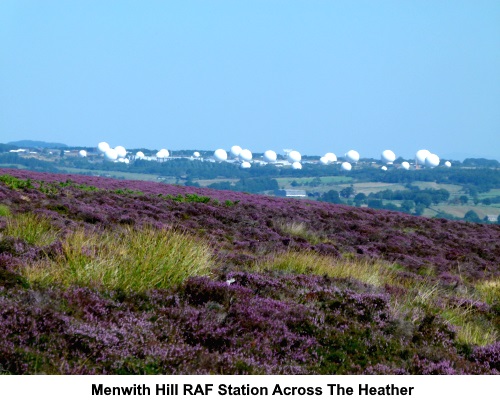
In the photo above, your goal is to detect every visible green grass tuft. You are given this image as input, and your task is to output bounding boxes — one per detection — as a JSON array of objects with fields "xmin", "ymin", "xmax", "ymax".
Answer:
[
  {"xmin": 0, "ymin": 174, "xmax": 33, "ymax": 190},
  {"xmin": 475, "ymin": 278, "xmax": 500, "ymax": 305},
  {"xmin": 23, "ymin": 226, "xmax": 215, "ymax": 291},
  {"xmin": 0, "ymin": 204, "xmax": 11, "ymax": 217},
  {"xmin": 4, "ymin": 212, "xmax": 58, "ymax": 245}
]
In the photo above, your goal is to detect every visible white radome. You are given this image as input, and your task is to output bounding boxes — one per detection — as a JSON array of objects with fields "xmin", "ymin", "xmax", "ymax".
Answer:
[
  {"xmin": 425, "ymin": 154, "xmax": 440, "ymax": 168},
  {"xmin": 230, "ymin": 145, "xmax": 242, "ymax": 158},
  {"xmin": 345, "ymin": 150, "xmax": 360, "ymax": 163},
  {"xmin": 104, "ymin": 149, "xmax": 118, "ymax": 161},
  {"xmin": 381, "ymin": 150, "xmax": 396, "ymax": 164},
  {"xmin": 287, "ymin": 150, "xmax": 301, "ymax": 163},
  {"xmin": 193, "ymin": 151, "xmax": 201, "ymax": 158},
  {"xmin": 114, "ymin": 146, "xmax": 127, "ymax": 158},
  {"xmin": 324, "ymin": 152, "xmax": 337, "ymax": 163},
  {"xmin": 97, "ymin": 142, "xmax": 110, "ymax": 153},
  {"xmin": 78, "ymin": 150, "xmax": 87, "ymax": 158},
  {"xmin": 292, "ymin": 162, "xmax": 302, "ymax": 170},
  {"xmin": 444, "ymin": 161, "xmax": 452, "ymax": 168},
  {"xmin": 135, "ymin": 151, "xmax": 145, "ymax": 159},
  {"xmin": 213, "ymin": 149, "xmax": 228, "ymax": 161},
  {"xmin": 240, "ymin": 161, "xmax": 251, "ymax": 169},
  {"xmin": 381, "ymin": 166, "xmax": 388, "ymax": 171},
  {"xmin": 156, "ymin": 149, "xmax": 169, "ymax": 159},
  {"xmin": 319, "ymin": 156, "xmax": 330, "ymax": 165},
  {"xmin": 341, "ymin": 162, "xmax": 352, "ymax": 171},
  {"xmin": 415, "ymin": 149, "xmax": 431, "ymax": 165},
  {"xmin": 239, "ymin": 149, "xmax": 253, "ymax": 162},
  {"xmin": 401, "ymin": 161, "xmax": 410, "ymax": 170},
  {"xmin": 263, "ymin": 150, "xmax": 277, "ymax": 163}
]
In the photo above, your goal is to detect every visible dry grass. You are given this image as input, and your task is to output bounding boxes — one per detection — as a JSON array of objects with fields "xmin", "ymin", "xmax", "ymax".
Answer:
[
  {"xmin": 254, "ymin": 249, "xmax": 499, "ymax": 346},
  {"xmin": 254, "ymin": 249, "xmax": 398, "ymax": 287},
  {"xmin": 23, "ymin": 226, "xmax": 215, "ymax": 291},
  {"xmin": 4, "ymin": 212, "xmax": 58, "ymax": 245},
  {"xmin": 475, "ymin": 278, "xmax": 500, "ymax": 305},
  {"xmin": 441, "ymin": 306, "xmax": 498, "ymax": 346},
  {"xmin": 275, "ymin": 221, "xmax": 327, "ymax": 245},
  {"xmin": 390, "ymin": 280, "xmax": 499, "ymax": 346}
]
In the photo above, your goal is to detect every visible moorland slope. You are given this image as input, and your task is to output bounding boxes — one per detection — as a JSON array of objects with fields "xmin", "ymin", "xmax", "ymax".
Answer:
[{"xmin": 0, "ymin": 169, "xmax": 499, "ymax": 374}]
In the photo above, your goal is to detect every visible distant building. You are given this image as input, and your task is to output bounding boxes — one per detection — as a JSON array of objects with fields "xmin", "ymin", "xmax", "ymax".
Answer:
[
  {"xmin": 486, "ymin": 215, "xmax": 498, "ymax": 222},
  {"xmin": 67, "ymin": 150, "xmax": 85, "ymax": 157},
  {"xmin": 275, "ymin": 189, "xmax": 307, "ymax": 198}
]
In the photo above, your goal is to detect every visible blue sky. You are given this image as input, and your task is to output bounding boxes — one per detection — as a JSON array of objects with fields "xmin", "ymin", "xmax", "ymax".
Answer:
[{"xmin": 1, "ymin": 1, "xmax": 499, "ymax": 160}]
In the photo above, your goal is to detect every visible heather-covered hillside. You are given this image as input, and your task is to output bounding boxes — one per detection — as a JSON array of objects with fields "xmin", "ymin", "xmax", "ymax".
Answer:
[{"xmin": 0, "ymin": 169, "xmax": 499, "ymax": 374}]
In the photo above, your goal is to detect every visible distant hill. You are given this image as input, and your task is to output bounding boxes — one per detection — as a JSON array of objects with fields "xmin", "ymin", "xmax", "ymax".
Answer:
[
  {"xmin": 7, "ymin": 140, "xmax": 68, "ymax": 149},
  {"xmin": 462, "ymin": 157, "xmax": 500, "ymax": 167}
]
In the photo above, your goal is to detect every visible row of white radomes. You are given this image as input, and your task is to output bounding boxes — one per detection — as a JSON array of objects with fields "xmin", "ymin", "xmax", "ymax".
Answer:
[
  {"xmin": 214, "ymin": 147, "xmax": 450, "ymax": 171},
  {"xmin": 96, "ymin": 142, "xmax": 130, "ymax": 162},
  {"xmin": 214, "ymin": 147, "xmax": 303, "ymax": 169},
  {"xmin": 378, "ymin": 149, "xmax": 451, "ymax": 171},
  {"xmin": 380, "ymin": 149, "xmax": 447, "ymax": 168},
  {"xmin": 96, "ymin": 142, "xmax": 171, "ymax": 162},
  {"xmin": 90, "ymin": 142, "xmax": 451, "ymax": 171}
]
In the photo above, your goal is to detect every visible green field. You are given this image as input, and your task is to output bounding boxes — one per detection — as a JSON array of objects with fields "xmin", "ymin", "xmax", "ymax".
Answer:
[
  {"xmin": 58, "ymin": 167, "xmax": 162, "ymax": 182},
  {"xmin": 272, "ymin": 177, "xmax": 499, "ymax": 221},
  {"xmin": 195, "ymin": 178, "xmax": 240, "ymax": 187},
  {"xmin": 479, "ymin": 189, "xmax": 500, "ymax": 198},
  {"xmin": 350, "ymin": 182, "xmax": 407, "ymax": 195},
  {"xmin": 433, "ymin": 205, "xmax": 500, "ymax": 219},
  {"xmin": 411, "ymin": 181, "xmax": 463, "ymax": 194},
  {"xmin": 0, "ymin": 164, "xmax": 27, "ymax": 169},
  {"xmin": 276, "ymin": 179, "xmax": 462, "ymax": 196},
  {"xmin": 276, "ymin": 176, "xmax": 353, "ymax": 191}
]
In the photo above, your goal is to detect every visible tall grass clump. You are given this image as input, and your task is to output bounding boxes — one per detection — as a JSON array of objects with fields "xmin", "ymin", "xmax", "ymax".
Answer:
[
  {"xmin": 4, "ymin": 212, "xmax": 58, "ymax": 245},
  {"xmin": 390, "ymin": 279, "xmax": 499, "ymax": 347},
  {"xmin": 475, "ymin": 278, "xmax": 500, "ymax": 305},
  {"xmin": 441, "ymin": 306, "xmax": 498, "ymax": 346},
  {"xmin": 23, "ymin": 226, "xmax": 214, "ymax": 291},
  {"xmin": 389, "ymin": 281, "xmax": 441, "ymax": 325},
  {"xmin": 275, "ymin": 220, "xmax": 326, "ymax": 245},
  {"xmin": 258, "ymin": 250, "xmax": 499, "ymax": 347},
  {"xmin": 255, "ymin": 250, "xmax": 396, "ymax": 286}
]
